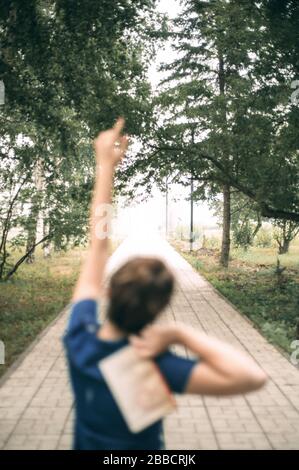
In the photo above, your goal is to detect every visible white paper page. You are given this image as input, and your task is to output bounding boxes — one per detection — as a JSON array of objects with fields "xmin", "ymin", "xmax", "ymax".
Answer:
[{"xmin": 100, "ymin": 345, "xmax": 176, "ymax": 433}]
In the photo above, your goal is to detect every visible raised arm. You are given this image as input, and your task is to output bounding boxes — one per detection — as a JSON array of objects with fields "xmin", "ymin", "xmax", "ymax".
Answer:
[
  {"xmin": 72, "ymin": 118, "xmax": 129, "ymax": 302},
  {"xmin": 131, "ymin": 324, "xmax": 267, "ymax": 396}
]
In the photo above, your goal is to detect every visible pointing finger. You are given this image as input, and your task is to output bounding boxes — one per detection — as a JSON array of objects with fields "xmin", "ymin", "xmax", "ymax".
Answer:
[{"xmin": 113, "ymin": 117, "xmax": 125, "ymax": 138}]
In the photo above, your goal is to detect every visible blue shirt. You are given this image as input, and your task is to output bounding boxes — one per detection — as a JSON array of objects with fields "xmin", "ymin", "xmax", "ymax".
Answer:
[{"xmin": 63, "ymin": 299, "xmax": 198, "ymax": 450}]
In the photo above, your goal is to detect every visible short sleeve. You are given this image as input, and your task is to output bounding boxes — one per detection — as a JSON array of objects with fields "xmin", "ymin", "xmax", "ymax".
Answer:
[
  {"xmin": 63, "ymin": 299, "xmax": 101, "ymax": 371},
  {"xmin": 66, "ymin": 299, "xmax": 99, "ymax": 335},
  {"xmin": 155, "ymin": 351, "xmax": 198, "ymax": 394}
]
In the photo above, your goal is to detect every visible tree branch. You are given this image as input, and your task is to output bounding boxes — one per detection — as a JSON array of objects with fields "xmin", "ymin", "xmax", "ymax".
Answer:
[
  {"xmin": 4, "ymin": 234, "xmax": 52, "ymax": 281},
  {"xmin": 149, "ymin": 144, "xmax": 299, "ymax": 222}
]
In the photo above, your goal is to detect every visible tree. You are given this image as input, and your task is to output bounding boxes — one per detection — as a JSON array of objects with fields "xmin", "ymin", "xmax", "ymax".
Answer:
[
  {"xmin": 0, "ymin": 1, "xmax": 158, "ymax": 278},
  {"xmin": 263, "ymin": 0, "xmax": 299, "ymax": 75},
  {"xmin": 273, "ymin": 220, "xmax": 299, "ymax": 254},
  {"xmin": 230, "ymin": 194, "xmax": 262, "ymax": 251},
  {"xmin": 121, "ymin": 0, "xmax": 299, "ymax": 268}
]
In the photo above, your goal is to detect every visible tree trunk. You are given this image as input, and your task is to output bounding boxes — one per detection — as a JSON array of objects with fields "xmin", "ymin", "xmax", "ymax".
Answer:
[
  {"xmin": 190, "ymin": 174, "xmax": 194, "ymax": 252},
  {"xmin": 0, "ymin": 178, "xmax": 27, "ymax": 279},
  {"xmin": 220, "ymin": 184, "xmax": 231, "ymax": 267},
  {"xmin": 25, "ymin": 160, "xmax": 43, "ymax": 263},
  {"xmin": 278, "ymin": 239, "xmax": 290, "ymax": 254},
  {"xmin": 42, "ymin": 216, "xmax": 52, "ymax": 258},
  {"xmin": 218, "ymin": 53, "xmax": 231, "ymax": 267},
  {"xmin": 25, "ymin": 215, "xmax": 38, "ymax": 263}
]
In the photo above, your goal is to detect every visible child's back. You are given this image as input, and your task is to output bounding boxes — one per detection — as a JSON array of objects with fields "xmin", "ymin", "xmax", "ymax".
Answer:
[{"xmin": 64, "ymin": 299, "xmax": 197, "ymax": 450}]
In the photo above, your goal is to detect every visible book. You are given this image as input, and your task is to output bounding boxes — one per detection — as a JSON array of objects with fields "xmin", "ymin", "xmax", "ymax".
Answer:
[{"xmin": 100, "ymin": 345, "xmax": 176, "ymax": 433}]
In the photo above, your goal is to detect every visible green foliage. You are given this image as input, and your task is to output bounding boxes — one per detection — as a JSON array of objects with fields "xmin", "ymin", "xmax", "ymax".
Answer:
[
  {"xmin": 264, "ymin": 0, "xmax": 299, "ymax": 75},
  {"xmin": 255, "ymin": 228, "xmax": 273, "ymax": 248},
  {"xmin": 123, "ymin": 0, "xmax": 299, "ymax": 225},
  {"xmin": 230, "ymin": 194, "xmax": 262, "ymax": 250},
  {"xmin": 273, "ymin": 219, "xmax": 299, "ymax": 254},
  {"xmin": 212, "ymin": 192, "xmax": 262, "ymax": 250},
  {"xmin": 0, "ymin": 248, "xmax": 81, "ymax": 377},
  {"xmin": 0, "ymin": 1, "xmax": 158, "ymax": 278},
  {"xmin": 233, "ymin": 223, "xmax": 255, "ymax": 250}
]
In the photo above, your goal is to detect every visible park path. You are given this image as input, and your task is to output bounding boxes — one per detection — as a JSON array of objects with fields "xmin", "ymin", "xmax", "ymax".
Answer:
[{"xmin": 1, "ymin": 234, "xmax": 299, "ymax": 450}]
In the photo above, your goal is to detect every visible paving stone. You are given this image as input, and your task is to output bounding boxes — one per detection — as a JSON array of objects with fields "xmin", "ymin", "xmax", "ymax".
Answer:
[{"xmin": 0, "ymin": 238, "xmax": 298, "ymax": 450}]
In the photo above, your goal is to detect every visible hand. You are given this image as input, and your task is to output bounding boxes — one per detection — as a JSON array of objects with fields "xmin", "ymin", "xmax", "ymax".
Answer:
[
  {"xmin": 130, "ymin": 324, "xmax": 180, "ymax": 359},
  {"xmin": 94, "ymin": 117, "xmax": 129, "ymax": 169}
]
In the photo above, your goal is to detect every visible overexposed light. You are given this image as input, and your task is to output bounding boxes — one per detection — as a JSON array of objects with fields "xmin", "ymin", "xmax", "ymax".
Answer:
[{"xmin": 114, "ymin": 0, "xmax": 218, "ymax": 240}]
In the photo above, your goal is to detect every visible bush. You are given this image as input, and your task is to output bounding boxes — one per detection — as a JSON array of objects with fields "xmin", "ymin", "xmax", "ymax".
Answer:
[
  {"xmin": 254, "ymin": 228, "xmax": 273, "ymax": 248},
  {"xmin": 232, "ymin": 222, "xmax": 255, "ymax": 250}
]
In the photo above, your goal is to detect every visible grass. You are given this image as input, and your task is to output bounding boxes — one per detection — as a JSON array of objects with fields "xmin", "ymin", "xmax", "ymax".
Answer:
[
  {"xmin": 233, "ymin": 244, "xmax": 299, "ymax": 268},
  {"xmin": 0, "ymin": 240, "xmax": 120, "ymax": 379},
  {"xmin": 0, "ymin": 247, "xmax": 84, "ymax": 378},
  {"xmin": 174, "ymin": 241, "xmax": 299, "ymax": 354}
]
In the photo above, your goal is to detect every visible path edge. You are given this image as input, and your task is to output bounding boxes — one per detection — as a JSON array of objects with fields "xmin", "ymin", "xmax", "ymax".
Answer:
[
  {"xmin": 173, "ymin": 244, "xmax": 298, "ymax": 369},
  {"xmin": 0, "ymin": 305, "xmax": 70, "ymax": 388}
]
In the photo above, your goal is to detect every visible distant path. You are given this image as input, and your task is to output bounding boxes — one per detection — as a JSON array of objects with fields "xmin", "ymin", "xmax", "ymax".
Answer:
[{"xmin": 1, "ymin": 235, "xmax": 299, "ymax": 449}]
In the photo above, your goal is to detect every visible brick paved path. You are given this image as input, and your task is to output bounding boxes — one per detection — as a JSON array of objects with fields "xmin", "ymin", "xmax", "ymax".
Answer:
[{"xmin": 1, "ymin": 235, "xmax": 299, "ymax": 450}]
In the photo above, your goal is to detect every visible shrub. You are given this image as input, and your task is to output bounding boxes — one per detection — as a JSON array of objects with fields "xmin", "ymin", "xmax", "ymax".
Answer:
[{"xmin": 255, "ymin": 228, "xmax": 273, "ymax": 248}]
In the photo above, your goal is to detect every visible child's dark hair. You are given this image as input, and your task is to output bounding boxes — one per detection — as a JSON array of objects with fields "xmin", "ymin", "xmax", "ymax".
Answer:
[{"xmin": 107, "ymin": 257, "xmax": 175, "ymax": 334}]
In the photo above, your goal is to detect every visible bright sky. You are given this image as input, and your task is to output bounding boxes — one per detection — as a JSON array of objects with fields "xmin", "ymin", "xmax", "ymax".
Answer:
[
  {"xmin": 158, "ymin": 0, "xmax": 181, "ymax": 15},
  {"xmin": 115, "ymin": 0, "xmax": 218, "ymax": 238}
]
